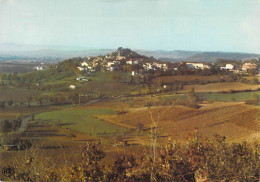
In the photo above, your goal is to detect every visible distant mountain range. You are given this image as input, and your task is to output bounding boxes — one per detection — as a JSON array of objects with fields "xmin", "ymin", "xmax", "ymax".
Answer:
[
  {"xmin": 0, "ymin": 43, "xmax": 259, "ymax": 63},
  {"xmin": 137, "ymin": 50, "xmax": 260, "ymax": 62}
]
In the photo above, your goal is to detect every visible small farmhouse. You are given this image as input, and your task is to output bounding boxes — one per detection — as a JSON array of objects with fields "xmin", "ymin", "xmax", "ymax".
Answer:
[
  {"xmin": 242, "ymin": 63, "xmax": 257, "ymax": 71},
  {"xmin": 221, "ymin": 64, "xmax": 234, "ymax": 70},
  {"xmin": 69, "ymin": 85, "xmax": 76, "ymax": 89},
  {"xmin": 186, "ymin": 62, "xmax": 210, "ymax": 69}
]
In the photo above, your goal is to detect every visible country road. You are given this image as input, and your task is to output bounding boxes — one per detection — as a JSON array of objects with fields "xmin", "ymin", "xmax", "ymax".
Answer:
[{"xmin": 19, "ymin": 115, "xmax": 31, "ymax": 132}]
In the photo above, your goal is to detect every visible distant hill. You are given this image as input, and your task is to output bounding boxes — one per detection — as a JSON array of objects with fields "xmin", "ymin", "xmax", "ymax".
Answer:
[
  {"xmin": 183, "ymin": 52, "xmax": 260, "ymax": 62},
  {"xmin": 1, "ymin": 43, "xmax": 259, "ymax": 63},
  {"xmin": 135, "ymin": 50, "xmax": 200, "ymax": 60},
  {"xmin": 0, "ymin": 43, "xmax": 114, "ymax": 63},
  {"xmin": 136, "ymin": 50, "xmax": 260, "ymax": 62}
]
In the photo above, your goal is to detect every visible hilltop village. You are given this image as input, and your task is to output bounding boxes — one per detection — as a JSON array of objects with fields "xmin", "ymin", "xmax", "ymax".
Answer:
[{"xmin": 66, "ymin": 48, "xmax": 259, "ymax": 77}]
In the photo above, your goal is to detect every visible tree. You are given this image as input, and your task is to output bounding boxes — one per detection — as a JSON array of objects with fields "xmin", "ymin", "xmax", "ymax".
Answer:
[
  {"xmin": 31, "ymin": 113, "xmax": 35, "ymax": 121},
  {"xmin": 7, "ymin": 99, "xmax": 13, "ymax": 106},
  {"xmin": 36, "ymin": 96, "xmax": 43, "ymax": 105},
  {"xmin": 250, "ymin": 78, "xmax": 259, "ymax": 85},
  {"xmin": 188, "ymin": 88, "xmax": 200, "ymax": 104},
  {"xmin": 0, "ymin": 120, "xmax": 12, "ymax": 133},
  {"xmin": 0, "ymin": 101, "xmax": 5, "ymax": 108},
  {"xmin": 27, "ymin": 96, "xmax": 33, "ymax": 107}
]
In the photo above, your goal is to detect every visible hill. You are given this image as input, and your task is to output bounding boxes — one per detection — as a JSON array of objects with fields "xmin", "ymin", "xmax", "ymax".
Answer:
[
  {"xmin": 0, "ymin": 43, "xmax": 114, "ymax": 63},
  {"xmin": 137, "ymin": 50, "xmax": 260, "ymax": 62},
  {"xmin": 1, "ymin": 43, "xmax": 260, "ymax": 63}
]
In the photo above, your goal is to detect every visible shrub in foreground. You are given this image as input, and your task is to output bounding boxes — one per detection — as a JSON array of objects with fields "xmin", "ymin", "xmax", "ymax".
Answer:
[{"xmin": 4, "ymin": 135, "xmax": 260, "ymax": 182}]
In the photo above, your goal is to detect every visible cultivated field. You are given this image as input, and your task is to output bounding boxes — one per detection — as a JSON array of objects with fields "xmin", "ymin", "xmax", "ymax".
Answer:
[
  {"xmin": 99, "ymin": 102, "xmax": 260, "ymax": 143},
  {"xmin": 182, "ymin": 82, "xmax": 260, "ymax": 93}
]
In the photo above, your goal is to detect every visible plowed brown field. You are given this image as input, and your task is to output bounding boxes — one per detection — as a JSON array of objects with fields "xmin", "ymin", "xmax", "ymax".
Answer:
[{"xmin": 99, "ymin": 102, "xmax": 260, "ymax": 143}]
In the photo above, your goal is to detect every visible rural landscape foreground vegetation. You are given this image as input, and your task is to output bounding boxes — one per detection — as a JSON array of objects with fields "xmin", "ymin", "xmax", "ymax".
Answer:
[{"xmin": 0, "ymin": 48, "xmax": 260, "ymax": 181}]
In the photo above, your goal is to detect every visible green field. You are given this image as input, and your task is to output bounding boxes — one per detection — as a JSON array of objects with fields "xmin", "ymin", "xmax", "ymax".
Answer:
[
  {"xmin": 35, "ymin": 108, "xmax": 127, "ymax": 135},
  {"xmin": 197, "ymin": 91, "xmax": 260, "ymax": 102}
]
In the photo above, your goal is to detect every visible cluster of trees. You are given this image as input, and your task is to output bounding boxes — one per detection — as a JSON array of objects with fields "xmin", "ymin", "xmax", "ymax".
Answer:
[
  {"xmin": 0, "ymin": 99, "xmax": 15, "ymax": 108},
  {"xmin": 0, "ymin": 93, "xmax": 90, "ymax": 107},
  {"xmin": 7, "ymin": 134, "xmax": 259, "ymax": 181},
  {"xmin": 240, "ymin": 77, "xmax": 259, "ymax": 85},
  {"xmin": 173, "ymin": 88, "xmax": 201, "ymax": 109},
  {"xmin": 0, "ymin": 66, "xmax": 75, "ymax": 87},
  {"xmin": 0, "ymin": 115, "xmax": 23, "ymax": 134},
  {"xmin": 216, "ymin": 58, "xmax": 242, "ymax": 68}
]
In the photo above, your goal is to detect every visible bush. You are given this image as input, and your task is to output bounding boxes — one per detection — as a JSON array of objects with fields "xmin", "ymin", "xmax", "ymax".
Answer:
[
  {"xmin": 161, "ymin": 99, "xmax": 173, "ymax": 106},
  {"xmin": 245, "ymin": 94, "xmax": 260, "ymax": 105},
  {"xmin": 2, "ymin": 136, "xmax": 259, "ymax": 182},
  {"xmin": 188, "ymin": 88, "xmax": 200, "ymax": 104},
  {"xmin": 0, "ymin": 120, "xmax": 12, "ymax": 133},
  {"xmin": 0, "ymin": 134, "xmax": 32, "ymax": 150},
  {"xmin": 0, "ymin": 101, "xmax": 5, "ymax": 108},
  {"xmin": 116, "ymin": 108, "xmax": 128, "ymax": 115},
  {"xmin": 144, "ymin": 100, "xmax": 155, "ymax": 107},
  {"xmin": 250, "ymin": 78, "xmax": 259, "ymax": 85},
  {"xmin": 207, "ymin": 100, "xmax": 214, "ymax": 104},
  {"xmin": 175, "ymin": 99, "xmax": 201, "ymax": 109}
]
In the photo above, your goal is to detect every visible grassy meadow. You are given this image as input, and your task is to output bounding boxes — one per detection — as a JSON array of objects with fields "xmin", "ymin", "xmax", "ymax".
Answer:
[
  {"xmin": 35, "ymin": 108, "xmax": 128, "ymax": 135},
  {"xmin": 197, "ymin": 91, "xmax": 260, "ymax": 103},
  {"xmin": 182, "ymin": 82, "xmax": 260, "ymax": 93}
]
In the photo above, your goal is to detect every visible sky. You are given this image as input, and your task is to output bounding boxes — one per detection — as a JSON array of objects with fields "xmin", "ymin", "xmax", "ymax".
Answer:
[{"xmin": 0, "ymin": 0, "xmax": 260, "ymax": 53}]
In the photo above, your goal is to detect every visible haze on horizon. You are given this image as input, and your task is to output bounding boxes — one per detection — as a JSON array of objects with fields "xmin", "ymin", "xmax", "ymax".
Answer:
[{"xmin": 0, "ymin": 0, "xmax": 260, "ymax": 54}]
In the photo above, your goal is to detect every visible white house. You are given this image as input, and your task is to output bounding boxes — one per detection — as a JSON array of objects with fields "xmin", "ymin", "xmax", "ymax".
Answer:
[
  {"xmin": 35, "ymin": 64, "xmax": 48, "ymax": 71},
  {"xmin": 109, "ymin": 67, "xmax": 116, "ymax": 71},
  {"xmin": 107, "ymin": 62, "xmax": 115, "ymax": 67},
  {"xmin": 116, "ymin": 53, "xmax": 125, "ymax": 61},
  {"xmin": 76, "ymin": 76, "xmax": 88, "ymax": 81},
  {"xmin": 133, "ymin": 60, "xmax": 140, "ymax": 65},
  {"xmin": 241, "ymin": 63, "xmax": 257, "ymax": 71},
  {"xmin": 132, "ymin": 71, "xmax": 138, "ymax": 76},
  {"xmin": 77, "ymin": 67, "xmax": 86, "ymax": 71},
  {"xmin": 221, "ymin": 64, "xmax": 234, "ymax": 70},
  {"xmin": 186, "ymin": 63, "xmax": 209, "ymax": 69},
  {"xmin": 126, "ymin": 60, "xmax": 133, "ymax": 65},
  {"xmin": 143, "ymin": 63, "xmax": 153, "ymax": 70},
  {"xmin": 81, "ymin": 61, "xmax": 88, "ymax": 67},
  {"xmin": 186, "ymin": 63, "xmax": 203, "ymax": 69},
  {"xmin": 69, "ymin": 85, "xmax": 76, "ymax": 89}
]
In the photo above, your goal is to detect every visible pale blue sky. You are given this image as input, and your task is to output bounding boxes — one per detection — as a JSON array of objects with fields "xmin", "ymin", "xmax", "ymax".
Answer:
[{"xmin": 0, "ymin": 0, "xmax": 260, "ymax": 53}]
